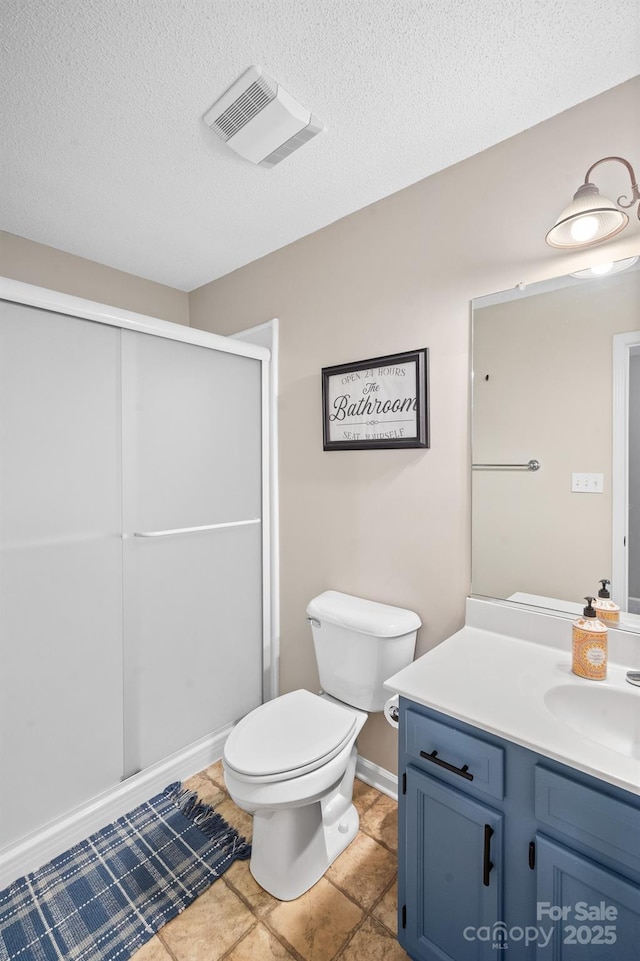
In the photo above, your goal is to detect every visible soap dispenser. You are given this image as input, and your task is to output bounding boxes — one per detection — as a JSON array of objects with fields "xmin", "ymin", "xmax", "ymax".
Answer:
[
  {"xmin": 572, "ymin": 597, "xmax": 608, "ymax": 680},
  {"xmin": 593, "ymin": 578, "xmax": 620, "ymax": 624}
]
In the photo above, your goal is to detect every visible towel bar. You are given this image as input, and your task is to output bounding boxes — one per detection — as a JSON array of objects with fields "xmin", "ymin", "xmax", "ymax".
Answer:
[{"xmin": 472, "ymin": 459, "xmax": 540, "ymax": 472}]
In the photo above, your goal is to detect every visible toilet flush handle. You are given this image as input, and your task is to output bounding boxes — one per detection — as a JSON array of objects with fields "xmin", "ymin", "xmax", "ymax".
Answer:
[{"xmin": 307, "ymin": 616, "xmax": 321, "ymax": 628}]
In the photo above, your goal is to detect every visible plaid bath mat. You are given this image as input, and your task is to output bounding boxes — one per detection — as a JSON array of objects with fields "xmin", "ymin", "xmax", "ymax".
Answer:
[{"xmin": 0, "ymin": 781, "xmax": 251, "ymax": 961}]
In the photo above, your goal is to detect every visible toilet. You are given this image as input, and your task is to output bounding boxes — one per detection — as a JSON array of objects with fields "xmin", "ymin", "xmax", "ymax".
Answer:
[{"xmin": 222, "ymin": 590, "xmax": 421, "ymax": 900}]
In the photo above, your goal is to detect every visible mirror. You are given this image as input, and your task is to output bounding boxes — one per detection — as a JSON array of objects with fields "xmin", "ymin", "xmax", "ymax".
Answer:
[{"xmin": 471, "ymin": 257, "xmax": 640, "ymax": 633}]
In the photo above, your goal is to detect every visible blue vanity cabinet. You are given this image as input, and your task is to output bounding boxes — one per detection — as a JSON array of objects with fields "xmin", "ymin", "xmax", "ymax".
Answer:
[{"xmin": 397, "ymin": 698, "xmax": 640, "ymax": 961}]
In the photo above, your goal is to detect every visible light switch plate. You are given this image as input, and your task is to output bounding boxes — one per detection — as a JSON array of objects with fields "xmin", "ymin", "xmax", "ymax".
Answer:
[{"xmin": 571, "ymin": 472, "xmax": 604, "ymax": 493}]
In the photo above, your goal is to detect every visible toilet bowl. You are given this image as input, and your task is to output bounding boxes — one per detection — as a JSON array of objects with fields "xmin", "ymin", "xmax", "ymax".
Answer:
[
  {"xmin": 223, "ymin": 689, "xmax": 367, "ymax": 900},
  {"xmin": 222, "ymin": 591, "xmax": 421, "ymax": 901}
]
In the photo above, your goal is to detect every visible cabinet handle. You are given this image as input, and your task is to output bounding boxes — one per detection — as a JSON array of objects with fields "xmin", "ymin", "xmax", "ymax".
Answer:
[
  {"xmin": 483, "ymin": 824, "xmax": 494, "ymax": 886},
  {"xmin": 419, "ymin": 749, "xmax": 474, "ymax": 781}
]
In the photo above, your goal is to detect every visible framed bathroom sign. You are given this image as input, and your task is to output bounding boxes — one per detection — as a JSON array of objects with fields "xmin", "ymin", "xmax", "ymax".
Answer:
[{"xmin": 322, "ymin": 348, "xmax": 429, "ymax": 450}]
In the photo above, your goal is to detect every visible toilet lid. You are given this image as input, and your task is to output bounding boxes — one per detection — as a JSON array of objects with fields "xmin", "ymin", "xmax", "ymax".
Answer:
[{"xmin": 224, "ymin": 689, "xmax": 358, "ymax": 780}]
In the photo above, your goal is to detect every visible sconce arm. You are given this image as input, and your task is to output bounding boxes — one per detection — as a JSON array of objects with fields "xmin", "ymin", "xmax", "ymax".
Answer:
[{"xmin": 583, "ymin": 156, "xmax": 640, "ymax": 217}]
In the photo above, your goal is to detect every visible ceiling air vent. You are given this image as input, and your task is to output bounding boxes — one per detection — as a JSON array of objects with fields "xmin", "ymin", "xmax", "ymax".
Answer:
[{"xmin": 203, "ymin": 66, "xmax": 323, "ymax": 167}]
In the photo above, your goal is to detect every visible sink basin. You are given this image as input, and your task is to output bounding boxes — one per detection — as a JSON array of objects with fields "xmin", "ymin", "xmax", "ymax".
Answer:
[{"xmin": 544, "ymin": 684, "xmax": 640, "ymax": 759}]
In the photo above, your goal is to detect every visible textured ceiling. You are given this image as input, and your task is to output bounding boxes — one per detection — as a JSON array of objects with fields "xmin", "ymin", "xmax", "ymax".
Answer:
[{"xmin": 1, "ymin": 1, "xmax": 638, "ymax": 291}]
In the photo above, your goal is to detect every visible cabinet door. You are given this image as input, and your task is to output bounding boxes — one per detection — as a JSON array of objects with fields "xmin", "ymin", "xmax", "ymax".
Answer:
[
  {"xmin": 403, "ymin": 765, "xmax": 503, "ymax": 961},
  {"xmin": 536, "ymin": 835, "xmax": 640, "ymax": 960}
]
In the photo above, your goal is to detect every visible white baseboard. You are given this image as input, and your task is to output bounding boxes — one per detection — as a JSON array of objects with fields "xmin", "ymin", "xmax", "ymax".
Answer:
[
  {"xmin": 355, "ymin": 755, "xmax": 398, "ymax": 801},
  {"xmin": 1, "ymin": 733, "xmax": 398, "ymax": 889},
  {"xmin": 0, "ymin": 724, "xmax": 233, "ymax": 890}
]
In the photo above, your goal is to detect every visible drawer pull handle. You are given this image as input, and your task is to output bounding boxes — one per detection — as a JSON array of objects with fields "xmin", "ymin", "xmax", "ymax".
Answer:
[
  {"xmin": 419, "ymin": 749, "xmax": 474, "ymax": 781},
  {"xmin": 483, "ymin": 824, "xmax": 494, "ymax": 887}
]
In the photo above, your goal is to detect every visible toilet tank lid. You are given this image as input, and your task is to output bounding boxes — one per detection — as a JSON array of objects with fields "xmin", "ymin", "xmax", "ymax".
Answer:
[{"xmin": 307, "ymin": 591, "xmax": 421, "ymax": 637}]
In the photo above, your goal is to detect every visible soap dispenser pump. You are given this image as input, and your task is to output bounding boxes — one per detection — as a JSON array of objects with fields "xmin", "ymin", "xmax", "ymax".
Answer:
[
  {"xmin": 593, "ymin": 578, "xmax": 620, "ymax": 624},
  {"xmin": 572, "ymin": 597, "xmax": 608, "ymax": 680}
]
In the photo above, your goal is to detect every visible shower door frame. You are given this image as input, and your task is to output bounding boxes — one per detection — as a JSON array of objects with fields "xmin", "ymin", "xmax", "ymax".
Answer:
[
  {"xmin": 612, "ymin": 329, "xmax": 640, "ymax": 614},
  {"xmin": 0, "ymin": 276, "xmax": 274, "ymax": 885}
]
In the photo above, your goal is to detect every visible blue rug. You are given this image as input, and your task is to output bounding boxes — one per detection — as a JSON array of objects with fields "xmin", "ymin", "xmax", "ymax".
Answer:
[{"xmin": 0, "ymin": 781, "xmax": 251, "ymax": 961}]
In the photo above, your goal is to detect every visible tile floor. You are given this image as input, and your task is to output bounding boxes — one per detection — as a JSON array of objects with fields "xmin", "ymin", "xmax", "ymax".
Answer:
[{"xmin": 132, "ymin": 761, "xmax": 410, "ymax": 961}]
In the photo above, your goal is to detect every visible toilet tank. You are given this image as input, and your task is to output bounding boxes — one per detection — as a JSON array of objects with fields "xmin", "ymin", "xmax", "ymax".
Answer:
[{"xmin": 306, "ymin": 591, "xmax": 421, "ymax": 712}]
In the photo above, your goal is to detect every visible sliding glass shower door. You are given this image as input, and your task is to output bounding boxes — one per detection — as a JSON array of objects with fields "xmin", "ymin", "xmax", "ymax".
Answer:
[
  {"xmin": 0, "ymin": 304, "xmax": 124, "ymax": 847},
  {"xmin": 0, "ymin": 292, "xmax": 267, "ymax": 855},
  {"xmin": 121, "ymin": 331, "xmax": 264, "ymax": 774}
]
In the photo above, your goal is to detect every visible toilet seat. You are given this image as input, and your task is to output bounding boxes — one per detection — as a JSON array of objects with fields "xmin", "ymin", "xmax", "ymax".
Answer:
[{"xmin": 223, "ymin": 689, "xmax": 358, "ymax": 783}]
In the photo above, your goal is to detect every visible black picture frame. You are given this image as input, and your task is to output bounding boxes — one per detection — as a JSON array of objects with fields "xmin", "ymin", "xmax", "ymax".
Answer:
[{"xmin": 322, "ymin": 348, "xmax": 429, "ymax": 450}]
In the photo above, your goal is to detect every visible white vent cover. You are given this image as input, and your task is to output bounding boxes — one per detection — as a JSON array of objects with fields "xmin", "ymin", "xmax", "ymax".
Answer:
[{"xmin": 203, "ymin": 66, "xmax": 323, "ymax": 167}]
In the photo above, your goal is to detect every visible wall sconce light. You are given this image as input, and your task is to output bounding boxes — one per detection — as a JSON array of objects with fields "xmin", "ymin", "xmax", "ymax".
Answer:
[{"xmin": 546, "ymin": 156, "xmax": 640, "ymax": 249}]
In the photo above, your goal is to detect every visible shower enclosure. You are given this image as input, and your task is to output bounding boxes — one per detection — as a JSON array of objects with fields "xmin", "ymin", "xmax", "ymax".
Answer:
[{"xmin": 0, "ymin": 279, "xmax": 272, "ymax": 884}]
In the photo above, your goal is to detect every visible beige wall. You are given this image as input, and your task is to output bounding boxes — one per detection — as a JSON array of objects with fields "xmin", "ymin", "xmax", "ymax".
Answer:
[
  {"xmin": 189, "ymin": 78, "xmax": 640, "ymax": 774},
  {"xmin": 0, "ymin": 231, "xmax": 189, "ymax": 326},
  {"xmin": 473, "ymin": 270, "xmax": 640, "ymax": 605}
]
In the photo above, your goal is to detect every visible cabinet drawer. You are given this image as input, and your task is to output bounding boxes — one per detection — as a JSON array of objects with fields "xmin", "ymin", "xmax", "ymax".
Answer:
[
  {"xmin": 405, "ymin": 710, "xmax": 504, "ymax": 799},
  {"xmin": 535, "ymin": 767, "xmax": 640, "ymax": 876}
]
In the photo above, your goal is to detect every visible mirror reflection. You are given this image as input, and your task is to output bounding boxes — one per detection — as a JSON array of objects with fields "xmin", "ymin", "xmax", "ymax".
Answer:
[{"xmin": 471, "ymin": 258, "xmax": 640, "ymax": 632}]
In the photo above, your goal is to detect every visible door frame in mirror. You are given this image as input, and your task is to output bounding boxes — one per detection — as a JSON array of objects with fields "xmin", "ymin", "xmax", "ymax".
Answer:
[{"xmin": 613, "ymin": 330, "xmax": 640, "ymax": 614}]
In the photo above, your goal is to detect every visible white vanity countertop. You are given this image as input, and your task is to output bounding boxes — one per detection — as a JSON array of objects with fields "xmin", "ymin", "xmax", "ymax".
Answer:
[{"xmin": 384, "ymin": 598, "xmax": 640, "ymax": 797}]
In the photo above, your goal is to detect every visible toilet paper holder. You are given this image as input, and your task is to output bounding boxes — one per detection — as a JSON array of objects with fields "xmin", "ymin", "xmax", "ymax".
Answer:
[{"xmin": 384, "ymin": 694, "xmax": 400, "ymax": 727}]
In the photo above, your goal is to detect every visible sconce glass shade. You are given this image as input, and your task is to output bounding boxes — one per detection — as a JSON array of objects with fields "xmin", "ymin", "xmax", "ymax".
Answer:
[
  {"xmin": 570, "ymin": 255, "xmax": 639, "ymax": 279},
  {"xmin": 546, "ymin": 182, "xmax": 629, "ymax": 248}
]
